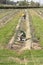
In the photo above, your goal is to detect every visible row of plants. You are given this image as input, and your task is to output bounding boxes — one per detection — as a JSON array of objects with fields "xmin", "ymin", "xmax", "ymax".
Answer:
[
  {"xmin": 0, "ymin": 10, "xmax": 23, "ymax": 46},
  {"xmin": 0, "ymin": 9, "xmax": 15, "ymax": 19},
  {"xmin": 29, "ymin": 9, "xmax": 43, "ymax": 47}
]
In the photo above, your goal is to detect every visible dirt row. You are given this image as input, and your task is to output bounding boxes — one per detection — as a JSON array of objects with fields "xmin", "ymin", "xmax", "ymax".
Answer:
[
  {"xmin": 0, "ymin": 10, "xmax": 20, "ymax": 28},
  {"xmin": 34, "ymin": 9, "xmax": 43, "ymax": 19},
  {"xmin": 29, "ymin": 9, "xmax": 42, "ymax": 50}
]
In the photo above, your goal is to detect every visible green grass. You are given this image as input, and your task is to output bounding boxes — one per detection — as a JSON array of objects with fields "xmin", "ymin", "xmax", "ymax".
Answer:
[
  {"xmin": 29, "ymin": 9, "xmax": 43, "ymax": 47},
  {"xmin": 0, "ymin": 9, "xmax": 43, "ymax": 65},
  {"xmin": 0, "ymin": 12, "xmax": 22, "ymax": 45},
  {"xmin": 18, "ymin": 50, "xmax": 31, "ymax": 60},
  {"xmin": 31, "ymin": 50, "xmax": 43, "ymax": 65},
  {"xmin": 0, "ymin": 49, "xmax": 31, "ymax": 65},
  {"xmin": 0, "ymin": 49, "xmax": 43, "ymax": 65},
  {"xmin": 0, "ymin": 49, "xmax": 17, "ymax": 57},
  {"xmin": 0, "ymin": 62, "xmax": 25, "ymax": 65}
]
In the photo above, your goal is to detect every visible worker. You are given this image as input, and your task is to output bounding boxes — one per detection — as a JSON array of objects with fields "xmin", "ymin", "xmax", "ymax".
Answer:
[
  {"xmin": 23, "ymin": 14, "xmax": 26, "ymax": 19},
  {"xmin": 22, "ymin": 14, "xmax": 26, "ymax": 20},
  {"xmin": 20, "ymin": 31, "xmax": 26, "ymax": 41}
]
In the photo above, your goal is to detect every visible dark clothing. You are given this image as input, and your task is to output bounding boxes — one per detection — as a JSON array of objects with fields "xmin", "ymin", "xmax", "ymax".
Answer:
[
  {"xmin": 23, "ymin": 14, "xmax": 26, "ymax": 19},
  {"xmin": 20, "ymin": 31, "xmax": 26, "ymax": 41}
]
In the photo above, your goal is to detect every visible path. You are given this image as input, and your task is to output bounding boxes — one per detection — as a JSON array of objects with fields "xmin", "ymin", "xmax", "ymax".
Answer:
[
  {"xmin": 20, "ymin": 10, "xmax": 32, "ymax": 51},
  {"xmin": 20, "ymin": 9, "xmax": 41, "ymax": 51}
]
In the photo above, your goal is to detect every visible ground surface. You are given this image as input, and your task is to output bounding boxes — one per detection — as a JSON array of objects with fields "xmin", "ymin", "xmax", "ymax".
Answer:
[{"xmin": 0, "ymin": 9, "xmax": 43, "ymax": 65}]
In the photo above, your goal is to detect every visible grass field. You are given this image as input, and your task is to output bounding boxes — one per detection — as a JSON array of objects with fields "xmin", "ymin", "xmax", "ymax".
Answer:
[
  {"xmin": 0, "ymin": 49, "xmax": 43, "ymax": 65},
  {"xmin": 0, "ymin": 9, "xmax": 23, "ymax": 46},
  {"xmin": 29, "ymin": 9, "xmax": 43, "ymax": 47},
  {"xmin": 0, "ymin": 9, "xmax": 43, "ymax": 65},
  {"xmin": 0, "ymin": 9, "xmax": 12, "ymax": 19}
]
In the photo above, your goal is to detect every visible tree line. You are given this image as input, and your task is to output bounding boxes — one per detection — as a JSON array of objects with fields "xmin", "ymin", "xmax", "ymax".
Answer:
[{"xmin": 0, "ymin": 0, "xmax": 41, "ymax": 7}]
